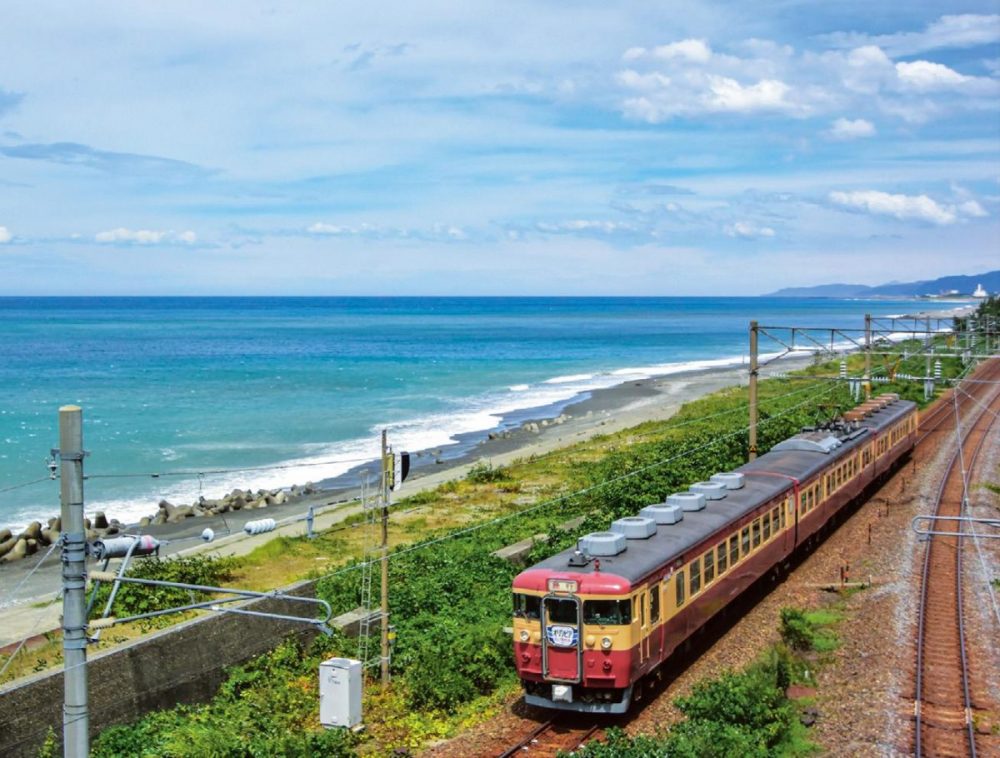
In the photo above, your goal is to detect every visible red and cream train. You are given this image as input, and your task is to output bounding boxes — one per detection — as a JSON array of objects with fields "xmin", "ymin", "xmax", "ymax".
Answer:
[{"xmin": 511, "ymin": 393, "xmax": 917, "ymax": 712}]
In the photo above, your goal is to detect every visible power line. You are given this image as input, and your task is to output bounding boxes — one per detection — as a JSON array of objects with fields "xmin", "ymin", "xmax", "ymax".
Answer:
[
  {"xmin": 317, "ymin": 382, "xmax": 842, "ymax": 582},
  {"xmin": 0, "ymin": 477, "xmax": 53, "ymax": 495},
  {"xmin": 86, "ymin": 454, "xmax": 377, "ymax": 481}
]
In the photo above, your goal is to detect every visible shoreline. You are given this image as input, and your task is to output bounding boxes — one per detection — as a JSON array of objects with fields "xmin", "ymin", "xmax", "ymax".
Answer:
[{"xmin": 0, "ymin": 352, "xmax": 811, "ymax": 627}]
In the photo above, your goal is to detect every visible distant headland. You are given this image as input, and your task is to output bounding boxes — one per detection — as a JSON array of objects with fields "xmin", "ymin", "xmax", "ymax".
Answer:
[{"xmin": 767, "ymin": 270, "xmax": 999, "ymax": 299}]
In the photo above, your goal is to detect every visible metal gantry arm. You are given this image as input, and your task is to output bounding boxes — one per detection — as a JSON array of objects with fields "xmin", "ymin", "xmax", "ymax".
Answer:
[
  {"xmin": 88, "ymin": 569, "xmax": 334, "ymax": 634},
  {"xmin": 911, "ymin": 514, "xmax": 1000, "ymax": 540}
]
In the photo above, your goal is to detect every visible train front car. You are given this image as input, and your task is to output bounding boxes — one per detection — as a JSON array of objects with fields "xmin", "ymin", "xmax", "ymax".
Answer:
[{"xmin": 512, "ymin": 563, "xmax": 637, "ymax": 713}]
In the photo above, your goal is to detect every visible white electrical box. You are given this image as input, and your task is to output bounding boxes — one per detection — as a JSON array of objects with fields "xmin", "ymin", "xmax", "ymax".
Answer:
[{"xmin": 319, "ymin": 657, "xmax": 363, "ymax": 729}]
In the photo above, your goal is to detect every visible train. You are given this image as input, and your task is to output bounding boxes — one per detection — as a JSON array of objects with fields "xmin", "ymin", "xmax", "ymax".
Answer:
[{"xmin": 511, "ymin": 392, "xmax": 918, "ymax": 713}]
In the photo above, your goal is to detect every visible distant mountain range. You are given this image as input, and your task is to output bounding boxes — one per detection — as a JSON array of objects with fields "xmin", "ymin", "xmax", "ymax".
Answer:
[{"xmin": 768, "ymin": 270, "xmax": 999, "ymax": 298}]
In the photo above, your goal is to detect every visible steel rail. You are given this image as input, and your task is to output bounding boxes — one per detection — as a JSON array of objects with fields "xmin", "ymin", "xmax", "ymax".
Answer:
[{"xmin": 497, "ymin": 720, "xmax": 600, "ymax": 757}]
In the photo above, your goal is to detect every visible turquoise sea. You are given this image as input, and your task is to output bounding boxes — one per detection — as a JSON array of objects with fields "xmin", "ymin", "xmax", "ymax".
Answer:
[{"xmin": 0, "ymin": 296, "xmax": 956, "ymax": 532}]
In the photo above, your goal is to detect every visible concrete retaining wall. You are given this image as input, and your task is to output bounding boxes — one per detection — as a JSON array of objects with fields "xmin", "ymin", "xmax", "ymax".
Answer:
[{"xmin": 0, "ymin": 580, "xmax": 321, "ymax": 757}]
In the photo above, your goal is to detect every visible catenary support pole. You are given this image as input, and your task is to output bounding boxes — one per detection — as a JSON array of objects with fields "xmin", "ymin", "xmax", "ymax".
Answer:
[
  {"xmin": 380, "ymin": 429, "xmax": 390, "ymax": 685},
  {"xmin": 863, "ymin": 313, "xmax": 872, "ymax": 400},
  {"xmin": 748, "ymin": 320, "xmax": 758, "ymax": 461},
  {"xmin": 59, "ymin": 406, "xmax": 88, "ymax": 758}
]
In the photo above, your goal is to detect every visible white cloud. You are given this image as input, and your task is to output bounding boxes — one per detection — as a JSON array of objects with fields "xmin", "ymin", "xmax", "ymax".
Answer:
[
  {"xmin": 95, "ymin": 228, "xmax": 197, "ymax": 244},
  {"xmin": 829, "ymin": 190, "xmax": 957, "ymax": 225},
  {"xmin": 827, "ymin": 118, "xmax": 876, "ymax": 140},
  {"xmin": 706, "ymin": 75, "xmax": 791, "ymax": 113},
  {"xmin": 307, "ymin": 222, "xmax": 351, "ymax": 235},
  {"xmin": 651, "ymin": 39, "xmax": 712, "ymax": 64},
  {"xmin": 958, "ymin": 200, "xmax": 988, "ymax": 218},
  {"xmin": 535, "ymin": 220, "xmax": 636, "ymax": 235},
  {"xmin": 895, "ymin": 60, "xmax": 970, "ymax": 91},
  {"xmin": 306, "ymin": 221, "xmax": 469, "ymax": 242},
  {"xmin": 825, "ymin": 14, "xmax": 1000, "ymax": 57},
  {"xmin": 0, "ymin": 226, "xmax": 11, "ymax": 243},
  {"xmin": 724, "ymin": 221, "xmax": 775, "ymax": 239}
]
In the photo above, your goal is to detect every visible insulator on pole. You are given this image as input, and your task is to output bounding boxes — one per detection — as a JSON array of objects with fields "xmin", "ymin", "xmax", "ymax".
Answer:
[
  {"xmin": 243, "ymin": 518, "xmax": 276, "ymax": 535},
  {"xmin": 92, "ymin": 535, "xmax": 160, "ymax": 560}
]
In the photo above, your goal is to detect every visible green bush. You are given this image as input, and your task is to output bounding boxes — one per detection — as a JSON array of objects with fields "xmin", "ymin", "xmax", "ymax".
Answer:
[
  {"xmin": 779, "ymin": 608, "xmax": 814, "ymax": 651},
  {"xmin": 780, "ymin": 607, "xmax": 840, "ymax": 653},
  {"xmin": 466, "ymin": 460, "xmax": 512, "ymax": 484},
  {"xmin": 402, "ymin": 619, "xmax": 511, "ymax": 711}
]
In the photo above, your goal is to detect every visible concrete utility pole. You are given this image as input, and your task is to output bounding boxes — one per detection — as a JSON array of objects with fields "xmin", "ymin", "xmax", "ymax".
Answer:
[
  {"xmin": 380, "ymin": 429, "xmax": 391, "ymax": 685},
  {"xmin": 58, "ymin": 406, "xmax": 88, "ymax": 758},
  {"xmin": 863, "ymin": 313, "xmax": 872, "ymax": 400},
  {"xmin": 748, "ymin": 320, "xmax": 758, "ymax": 461}
]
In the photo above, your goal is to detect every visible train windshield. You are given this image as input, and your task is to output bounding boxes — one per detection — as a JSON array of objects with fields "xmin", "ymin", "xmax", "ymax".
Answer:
[
  {"xmin": 583, "ymin": 599, "xmax": 631, "ymax": 625},
  {"xmin": 513, "ymin": 593, "xmax": 541, "ymax": 620},
  {"xmin": 545, "ymin": 597, "xmax": 579, "ymax": 624}
]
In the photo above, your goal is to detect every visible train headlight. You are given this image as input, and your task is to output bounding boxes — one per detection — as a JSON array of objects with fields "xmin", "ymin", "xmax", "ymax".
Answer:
[
  {"xmin": 585, "ymin": 635, "xmax": 596, "ymax": 648},
  {"xmin": 519, "ymin": 629, "xmax": 530, "ymax": 643},
  {"xmin": 601, "ymin": 636, "xmax": 612, "ymax": 650}
]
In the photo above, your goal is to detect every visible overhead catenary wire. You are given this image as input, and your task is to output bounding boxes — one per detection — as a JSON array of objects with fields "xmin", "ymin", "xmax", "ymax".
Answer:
[
  {"xmin": 949, "ymin": 379, "xmax": 1000, "ymax": 626},
  {"xmin": 315, "ymin": 381, "xmax": 843, "ymax": 585},
  {"xmin": 86, "ymin": 453, "xmax": 378, "ymax": 481},
  {"xmin": 0, "ymin": 589, "xmax": 63, "ymax": 682},
  {"xmin": 0, "ymin": 541, "xmax": 59, "ymax": 612},
  {"xmin": 0, "ymin": 476, "xmax": 54, "ymax": 495}
]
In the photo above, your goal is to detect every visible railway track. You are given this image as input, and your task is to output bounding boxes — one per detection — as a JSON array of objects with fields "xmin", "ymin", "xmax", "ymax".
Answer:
[
  {"xmin": 497, "ymin": 719, "xmax": 602, "ymax": 757},
  {"xmin": 913, "ymin": 359, "xmax": 1000, "ymax": 757}
]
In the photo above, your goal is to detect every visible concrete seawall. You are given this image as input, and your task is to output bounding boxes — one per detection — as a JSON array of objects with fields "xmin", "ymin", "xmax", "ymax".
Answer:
[{"xmin": 0, "ymin": 580, "xmax": 321, "ymax": 757}]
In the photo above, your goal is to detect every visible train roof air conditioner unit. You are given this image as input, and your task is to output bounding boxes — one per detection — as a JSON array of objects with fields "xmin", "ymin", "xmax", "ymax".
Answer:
[
  {"xmin": 667, "ymin": 492, "xmax": 706, "ymax": 512},
  {"xmin": 690, "ymin": 481, "xmax": 727, "ymax": 500},
  {"xmin": 579, "ymin": 531, "xmax": 627, "ymax": 557},
  {"xmin": 610, "ymin": 516, "xmax": 657, "ymax": 539}
]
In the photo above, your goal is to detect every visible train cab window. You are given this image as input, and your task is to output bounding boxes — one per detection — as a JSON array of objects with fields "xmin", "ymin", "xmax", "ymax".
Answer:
[
  {"xmin": 741, "ymin": 526, "xmax": 751, "ymax": 556},
  {"xmin": 513, "ymin": 593, "xmax": 541, "ymax": 620},
  {"xmin": 546, "ymin": 597, "xmax": 578, "ymax": 624},
  {"xmin": 763, "ymin": 513, "xmax": 771, "ymax": 541},
  {"xmin": 717, "ymin": 543, "xmax": 727, "ymax": 574},
  {"xmin": 649, "ymin": 584, "xmax": 660, "ymax": 623},
  {"xmin": 583, "ymin": 599, "xmax": 631, "ymax": 625},
  {"xmin": 729, "ymin": 535, "xmax": 739, "ymax": 567},
  {"xmin": 690, "ymin": 558, "xmax": 701, "ymax": 596},
  {"xmin": 675, "ymin": 571, "xmax": 686, "ymax": 607},
  {"xmin": 752, "ymin": 519, "xmax": 761, "ymax": 549},
  {"xmin": 703, "ymin": 550, "xmax": 715, "ymax": 584}
]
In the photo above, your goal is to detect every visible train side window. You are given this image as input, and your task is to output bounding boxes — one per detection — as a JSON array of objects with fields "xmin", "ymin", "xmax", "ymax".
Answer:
[
  {"xmin": 703, "ymin": 550, "xmax": 715, "ymax": 584},
  {"xmin": 763, "ymin": 512, "xmax": 771, "ymax": 541},
  {"xmin": 741, "ymin": 526, "xmax": 750, "ymax": 556},
  {"xmin": 650, "ymin": 584, "xmax": 660, "ymax": 623},
  {"xmin": 772, "ymin": 507, "xmax": 780, "ymax": 533},
  {"xmin": 752, "ymin": 519, "xmax": 761, "ymax": 549},
  {"xmin": 675, "ymin": 570, "xmax": 685, "ymax": 607},
  {"xmin": 583, "ymin": 599, "xmax": 631, "ymax": 625},
  {"xmin": 513, "ymin": 593, "xmax": 541, "ymax": 620},
  {"xmin": 690, "ymin": 558, "xmax": 701, "ymax": 596},
  {"xmin": 729, "ymin": 534, "xmax": 739, "ymax": 567},
  {"xmin": 780, "ymin": 502, "xmax": 787, "ymax": 530},
  {"xmin": 717, "ymin": 542, "xmax": 727, "ymax": 574}
]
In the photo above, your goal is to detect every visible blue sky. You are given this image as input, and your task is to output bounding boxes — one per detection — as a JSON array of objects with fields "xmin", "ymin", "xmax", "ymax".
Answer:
[{"xmin": 1, "ymin": 1, "xmax": 998, "ymax": 295}]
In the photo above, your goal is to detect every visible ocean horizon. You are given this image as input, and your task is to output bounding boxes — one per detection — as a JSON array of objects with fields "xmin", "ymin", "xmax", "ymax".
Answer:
[{"xmin": 0, "ymin": 295, "xmax": 962, "ymax": 533}]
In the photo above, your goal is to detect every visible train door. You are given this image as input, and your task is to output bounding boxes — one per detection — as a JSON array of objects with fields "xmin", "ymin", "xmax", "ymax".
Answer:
[
  {"xmin": 542, "ymin": 596, "xmax": 581, "ymax": 682},
  {"xmin": 638, "ymin": 593, "xmax": 649, "ymax": 665},
  {"xmin": 649, "ymin": 583, "xmax": 662, "ymax": 658}
]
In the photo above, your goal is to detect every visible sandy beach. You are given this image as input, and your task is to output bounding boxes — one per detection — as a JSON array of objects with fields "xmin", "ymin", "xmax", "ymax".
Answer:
[{"xmin": 0, "ymin": 353, "xmax": 811, "ymax": 645}]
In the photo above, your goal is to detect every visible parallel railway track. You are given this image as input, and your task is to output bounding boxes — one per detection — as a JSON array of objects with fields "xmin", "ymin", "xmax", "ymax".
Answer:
[{"xmin": 913, "ymin": 358, "xmax": 1000, "ymax": 757}]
